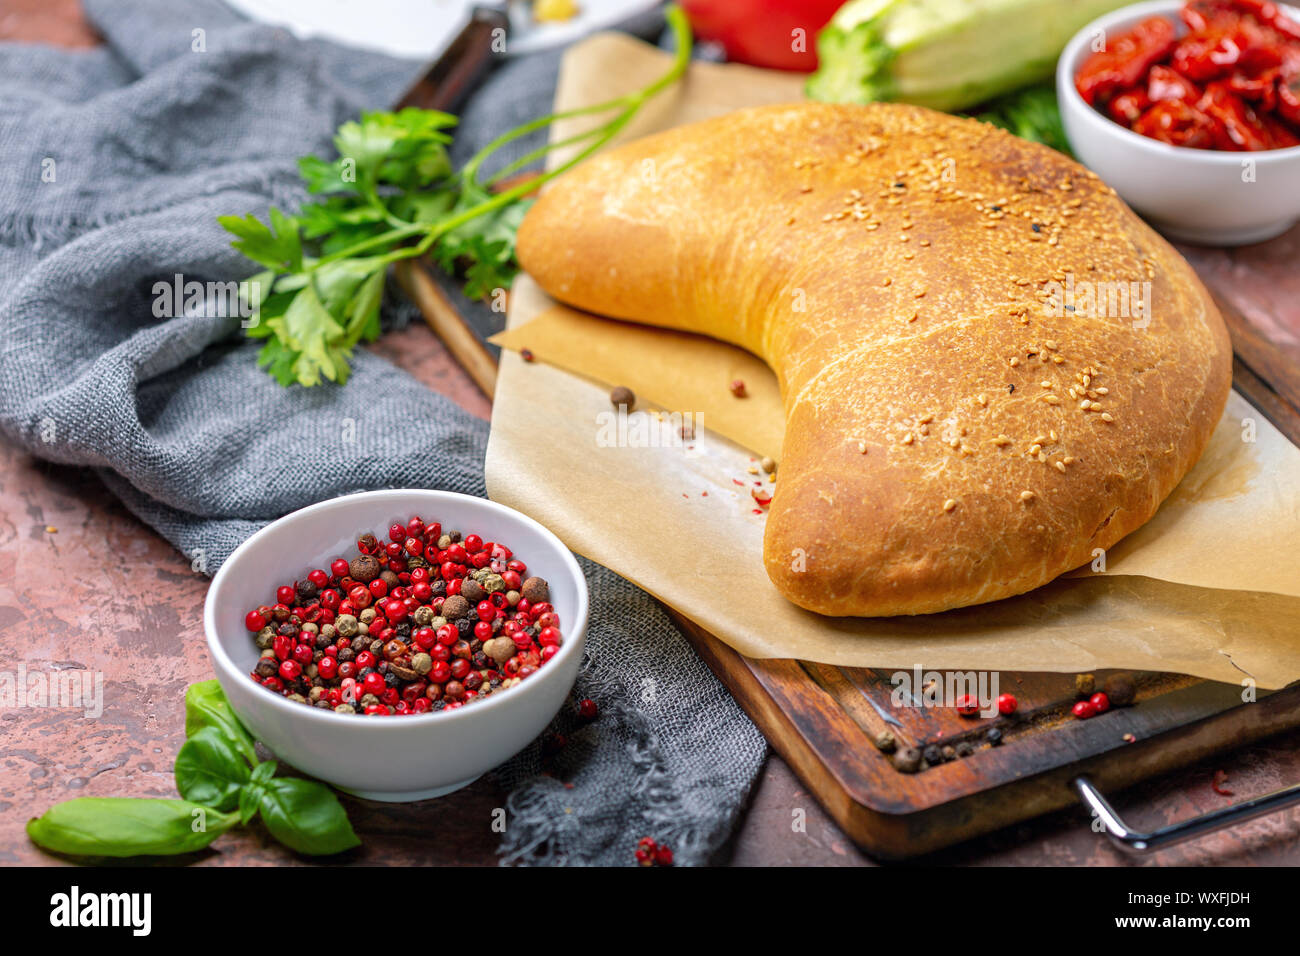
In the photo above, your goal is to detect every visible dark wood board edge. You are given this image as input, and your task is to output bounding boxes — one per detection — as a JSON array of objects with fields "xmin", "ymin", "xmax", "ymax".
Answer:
[
  {"xmin": 1213, "ymin": 291, "xmax": 1300, "ymax": 426},
  {"xmin": 1230, "ymin": 355, "xmax": 1300, "ymax": 449},
  {"xmin": 674, "ymin": 608, "xmax": 1300, "ymax": 859}
]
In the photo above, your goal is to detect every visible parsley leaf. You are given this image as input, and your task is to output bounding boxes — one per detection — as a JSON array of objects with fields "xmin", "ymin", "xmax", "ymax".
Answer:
[{"xmin": 219, "ymin": 5, "xmax": 693, "ymax": 388}]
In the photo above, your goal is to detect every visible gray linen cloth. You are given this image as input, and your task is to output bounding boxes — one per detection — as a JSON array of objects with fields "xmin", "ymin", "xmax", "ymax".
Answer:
[{"xmin": 0, "ymin": 0, "xmax": 765, "ymax": 865}]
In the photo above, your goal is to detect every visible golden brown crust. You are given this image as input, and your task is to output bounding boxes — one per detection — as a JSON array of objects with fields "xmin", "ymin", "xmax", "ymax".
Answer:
[{"xmin": 516, "ymin": 102, "xmax": 1232, "ymax": 616}]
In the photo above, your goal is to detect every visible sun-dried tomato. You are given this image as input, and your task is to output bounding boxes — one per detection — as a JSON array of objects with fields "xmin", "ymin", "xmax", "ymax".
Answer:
[
  {"xmin": 1076, "ymin": 16, "xmax": 1179, "ymax": 105},
  {"xmin": 1132, "ymin": 98, "xmax": 1222, "ymax": 147},
  {"xmin": 1148, "ymin": 64, "xmax": 1202, "ymax": 102},
  {"xmin": 1108, "ymin": 87, "xmax": 1152, "ymax": 124},
  {"xmin": 1197, "ymin": 80, "xmax": 1276, "ymax": 147},
  {"xmin": 1080, "ymin": 0, "xmax": 1300, "ymax": 150}
]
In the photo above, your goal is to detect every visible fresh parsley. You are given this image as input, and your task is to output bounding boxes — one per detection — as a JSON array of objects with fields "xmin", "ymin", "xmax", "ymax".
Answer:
[{"xmin": 220, "ymin": 5, "xmax": 693, "ymax": 388}]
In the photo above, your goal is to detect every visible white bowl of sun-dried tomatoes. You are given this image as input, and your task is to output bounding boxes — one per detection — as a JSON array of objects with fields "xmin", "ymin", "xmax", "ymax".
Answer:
[{"xmin": 1058, "ymin": 0, "xmax": 1300, "ymax": 244}]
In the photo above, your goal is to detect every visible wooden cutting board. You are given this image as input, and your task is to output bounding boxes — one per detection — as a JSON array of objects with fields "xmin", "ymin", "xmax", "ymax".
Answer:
[
  {"xmin": 404, "ymin": 225, "xmax": 1300, "ymax": 857},
  {"xmin": 659, "ymin": 231, "xmax": 1300, "ymax": 858}
]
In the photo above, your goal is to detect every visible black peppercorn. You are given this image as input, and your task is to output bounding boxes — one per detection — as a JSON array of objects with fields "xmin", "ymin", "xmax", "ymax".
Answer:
[
  {"xmin": 955, "ymin": 741, "xmax": 974, "ymax": 758},
  {"xmin": 1103, "ymin": 673, "xmax": 1137, "ymax": 707},
  {"xmin": 610, "ymin": 385, "xmax": 635, "ymax": 409},
  {"xmin": 986, "ymin": 727, "xmax": 1003, "ymax": 746},
  {"xmin": 923, "ymin": 745, "xmax": 942, "ymax": 765},
  {"xmin": 295, "ymin": 580, "xmax": 319, "ymax": 603}
]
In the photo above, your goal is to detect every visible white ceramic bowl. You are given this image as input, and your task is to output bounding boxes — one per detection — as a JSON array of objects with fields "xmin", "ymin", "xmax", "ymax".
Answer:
[
  {"xmin": 1057, "ymin": 0, "xmax": 1300, "ymax": 244},
  {"xmin": 204, "ymin": 490, "xmax": 588, "ymax": 802}
]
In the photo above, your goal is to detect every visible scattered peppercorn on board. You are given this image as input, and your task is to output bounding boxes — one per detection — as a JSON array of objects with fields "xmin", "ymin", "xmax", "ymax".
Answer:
[{"xmin": 676, "ymin": 618, "xmax": 1300, "ymax": 858}]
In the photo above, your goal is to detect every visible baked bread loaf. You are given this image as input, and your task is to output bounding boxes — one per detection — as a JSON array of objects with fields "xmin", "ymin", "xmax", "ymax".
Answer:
[{"xmin": 516, "ymin": 103, "xmax": 1232, "ymax": 616}]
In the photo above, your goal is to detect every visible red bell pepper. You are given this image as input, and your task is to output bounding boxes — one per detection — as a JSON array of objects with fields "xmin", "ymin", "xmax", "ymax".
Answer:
[{"xmin": 679, "ymin": 0, "xmax": 844, "ymax": 72}]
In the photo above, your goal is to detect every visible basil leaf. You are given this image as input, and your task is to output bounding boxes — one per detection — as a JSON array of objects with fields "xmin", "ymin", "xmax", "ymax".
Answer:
[
  {"xmin": 257, "ymin": 778, "xmax": 360, "ymax": 856},
  {"xmin": 26, "ymin": 798, "xmax": 238, "ymax": 858},
  {"xmin": 174, "ymin": 727, "xmax": 251, "ymax": 812},
  {"xmin": 184, "ymin": 680, "xmax": 257, "ymax": 764},
  {"xmin": 238, "ymin": 784, "xmax": 262, "ymax": 826}
]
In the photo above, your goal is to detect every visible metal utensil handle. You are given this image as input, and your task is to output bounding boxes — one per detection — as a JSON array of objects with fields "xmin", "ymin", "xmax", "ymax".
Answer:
[{"xmin": 1073, "ymin": 774, "xmax": 1300, "ymax": 853}]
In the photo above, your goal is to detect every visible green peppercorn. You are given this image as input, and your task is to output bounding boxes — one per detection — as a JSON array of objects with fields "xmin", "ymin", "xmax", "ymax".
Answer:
[{"xmin": 873, "ymin": 730, "xmax": 897, "ymax": 753}]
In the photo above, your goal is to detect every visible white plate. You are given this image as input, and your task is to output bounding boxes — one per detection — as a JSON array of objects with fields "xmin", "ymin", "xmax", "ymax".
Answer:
[{"xmin": 224, "ymin": 0, "xmax": 660, "ymax": 60}]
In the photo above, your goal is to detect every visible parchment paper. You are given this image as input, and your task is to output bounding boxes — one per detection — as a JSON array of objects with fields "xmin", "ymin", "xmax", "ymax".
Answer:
[
  {"xmin": 493, "ymin": 306, "xmax": 1300, "ymax": 600},
  {"xmin": 484, "ymin": 34, "xmax": 1300, "ymax": 688}
]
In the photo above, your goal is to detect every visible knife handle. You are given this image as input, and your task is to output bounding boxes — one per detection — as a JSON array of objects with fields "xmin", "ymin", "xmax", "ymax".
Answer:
[{"xmin": 395, "ymin": 6, "xmax": 510, "ymax": 113}]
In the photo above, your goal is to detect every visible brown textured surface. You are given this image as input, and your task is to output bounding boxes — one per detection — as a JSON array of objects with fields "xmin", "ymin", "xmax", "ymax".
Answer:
[
  {"xmin": 517, "ymin": 103, "xmax": 1233, "ymax": 616},
  {"xmin": 3, "ymin": 0, "xmax": 1299, "ymax": 867},
  {"xmin": 6, "ymin": 385, "xmax": 1300, "ymax": 866}
]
